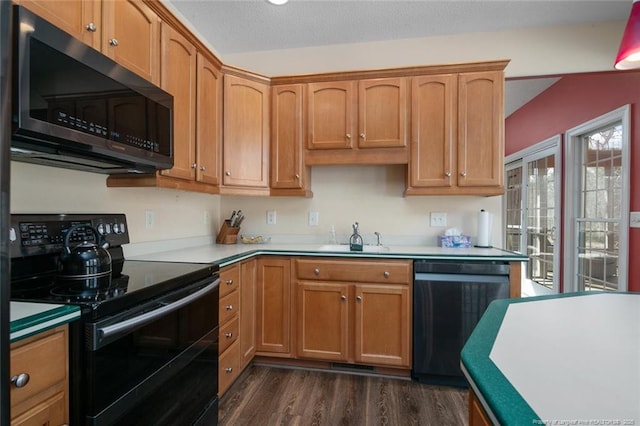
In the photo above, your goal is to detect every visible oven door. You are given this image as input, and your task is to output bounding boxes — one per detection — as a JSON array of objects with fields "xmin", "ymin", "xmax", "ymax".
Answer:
[{"xmin": 70, "ymin": 277, "xmax": 220, "ymax": 426}]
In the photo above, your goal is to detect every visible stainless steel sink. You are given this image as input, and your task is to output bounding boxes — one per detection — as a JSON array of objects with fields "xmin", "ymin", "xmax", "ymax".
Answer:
[{"xmin": 316, "ymin": 244, "xmax": 390, "ymax": 253}]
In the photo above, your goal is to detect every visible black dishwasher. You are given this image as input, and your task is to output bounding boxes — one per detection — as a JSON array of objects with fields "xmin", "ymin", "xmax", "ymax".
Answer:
[{"xmin": 412, "ymin": 260, "xmax": 510, "ymax": 386}]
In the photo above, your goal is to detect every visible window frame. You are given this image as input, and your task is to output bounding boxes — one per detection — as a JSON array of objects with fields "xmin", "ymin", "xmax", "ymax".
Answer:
[{"xmin": 563, "ymin": 105, "xmax": 630, "ymax": 293}]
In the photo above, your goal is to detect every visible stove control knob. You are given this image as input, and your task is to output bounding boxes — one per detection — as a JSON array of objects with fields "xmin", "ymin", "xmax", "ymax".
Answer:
[
  {"xmin": 9, "ymin": 227, "xmax": 16, "ymax": 242},
  {"xmin": 112, "ymin": 223, "xmax": 120, "ymax": 234},
  {"xmin": 97, "ymin": 223, "xmax": 108, "ymax": 235}
]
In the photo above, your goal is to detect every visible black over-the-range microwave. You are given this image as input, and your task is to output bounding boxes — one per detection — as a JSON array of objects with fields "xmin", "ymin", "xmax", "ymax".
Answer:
[{"xmin": 11, "ymin": 6, "xmax": 173, "ymax": 174}]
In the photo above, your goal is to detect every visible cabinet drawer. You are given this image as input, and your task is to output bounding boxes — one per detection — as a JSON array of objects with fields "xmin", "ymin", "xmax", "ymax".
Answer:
[
  {"xmin": 220, "ymin": 264, "xmax": 240, "ymax": 297},
  {"xmin": 10, "ymin": 328, "xmax": 66, "ymax": 409},
  {"xmin": 11, "ymin": 391, "xmax": 66, "ymax": 426},
  {"xmin": 219, "ymin": 289, "xmax": 240, "ymax": 325},
  {"xmin": 296, "ymin": 259, "xmax": 411, "ymax": 284},
  {"xmin": 219, "ymin": 339, "xmax": 241, "ymax": 396},
  {"xmin": 219, "ymin": 316, "xmax": 240, "ymax": 354}
]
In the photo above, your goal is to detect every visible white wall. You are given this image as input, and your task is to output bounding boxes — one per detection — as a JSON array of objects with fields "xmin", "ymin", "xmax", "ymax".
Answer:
[{"xmin": 10, "ymin": 20, "xmax": 624, "ymax": 247}]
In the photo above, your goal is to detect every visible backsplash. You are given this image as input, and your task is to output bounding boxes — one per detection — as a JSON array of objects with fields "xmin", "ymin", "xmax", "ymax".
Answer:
[{"xmin": 10, "ymin": 162, "xmax": 503, "ymax": 248}]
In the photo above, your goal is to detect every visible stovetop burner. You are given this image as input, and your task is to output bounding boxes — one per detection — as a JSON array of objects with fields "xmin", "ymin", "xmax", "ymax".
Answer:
[{"xmin": 49, "ymin": 274, "xmax": 129, "ymax": 302}]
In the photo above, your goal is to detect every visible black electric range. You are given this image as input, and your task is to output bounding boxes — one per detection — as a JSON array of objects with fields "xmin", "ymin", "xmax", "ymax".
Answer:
[{"xmin": 9, "ymin": 214, "xmax": 220, "ymax": 426}]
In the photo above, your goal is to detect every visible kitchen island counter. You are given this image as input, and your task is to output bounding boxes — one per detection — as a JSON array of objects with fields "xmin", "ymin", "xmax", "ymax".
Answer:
[
  {"xmin": 10, "ymin": 301, "xmax": 80, "ymax": 342},
  {"xmin": 461, "ymin": 292, "xmax": 640, "ymax": 424}
]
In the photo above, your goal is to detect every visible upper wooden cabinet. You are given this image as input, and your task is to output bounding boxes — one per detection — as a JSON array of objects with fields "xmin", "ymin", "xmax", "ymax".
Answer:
[
  {"xmin": 406, "ymin": 69, "xmax": 505, "ymax": 196},
  {"xmin": 305, "ymin": 78, "xmax": 409, "ymax": 165},
  {"xmin": 221, "ymin": 74, "xmax": 270, "ymax": 194},
  {"xmin": 20, "ymin": 0, "xmax": 160, "ymax": 84},
  {"xmin": 101, "ymin": 0, "xmax": 160, "ymax": 84},
  {"xmin": 270, "ymin": 84, "xmax": 312, "ymax": 197}
]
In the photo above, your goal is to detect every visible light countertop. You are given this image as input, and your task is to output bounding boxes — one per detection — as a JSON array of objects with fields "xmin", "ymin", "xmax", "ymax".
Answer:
[
  {"xmin": 10, "ymin": 302, "xmax": 80, "ymax": 343},
  {"xmin": 128, "ymin": 242, "xmax": 527, "ymax": 266},
  {"xmin": 461, "ymin": 292, "xmax": 640, "ymax": 424}
]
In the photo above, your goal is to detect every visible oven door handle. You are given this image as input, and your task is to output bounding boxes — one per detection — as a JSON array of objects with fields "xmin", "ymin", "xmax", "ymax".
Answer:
[{"xmin": 94, "ymin": 278, "xmax": 220, "ymax": 349}]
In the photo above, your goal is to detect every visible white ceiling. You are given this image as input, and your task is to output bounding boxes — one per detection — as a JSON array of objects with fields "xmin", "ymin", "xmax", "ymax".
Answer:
[{"xmin": 167, "ymin": 0, "xmax": 632, "ymax": 116}]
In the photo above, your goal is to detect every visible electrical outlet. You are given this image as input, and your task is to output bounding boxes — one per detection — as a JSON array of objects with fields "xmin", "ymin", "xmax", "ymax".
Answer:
[
  {"xmin": 266, "ymin": 210, "xmax": 277, "ymax": 225},
  {"xmin": 430, "ymin": 212, "xmax": 447, "ymax": 227},
  {"xmin": 309, "ymin": 211, "xmax": 319, "ymax": 226},
  {"xmin": 203, "ymin": 210, "xmax": 210, "ymax": 225},
  {"xmin": 630, "ymin": 211, "xmax": 640, "ymax": 228},
  {"xmin": 145, "ymin": 209, "xmax": 154, "ymax": 229}
]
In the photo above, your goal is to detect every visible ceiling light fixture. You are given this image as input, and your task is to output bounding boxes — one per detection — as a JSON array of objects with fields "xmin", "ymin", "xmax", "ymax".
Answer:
[
  {"xmin": 615, "ymin": 0, "xmax": 640, "ymax": 69},
  {"xmin": 266, "ymin": 0, "xmax": 288, "ymax": 5}
]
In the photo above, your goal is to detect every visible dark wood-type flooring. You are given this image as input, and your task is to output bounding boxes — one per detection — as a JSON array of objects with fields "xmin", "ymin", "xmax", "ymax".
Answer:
[{"xmin": 219, "ymin": 365, "xmax": 469, "ymax": 426}]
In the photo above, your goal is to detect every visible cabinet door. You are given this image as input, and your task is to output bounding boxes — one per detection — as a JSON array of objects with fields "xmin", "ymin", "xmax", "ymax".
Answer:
[
  {"xmin": 354, "ymin": 284, "xmax": 410, "ymax": 367},
  {"xmin": 102, "ymin": 0, "xmax": 159, "ymax": 84},
  {"xmin": 223, "ymin": 75, "xmax": 269, "ymax": 188},
  {"xmin": 196, "ymin": 53, "xmax": 222, "ymax": 185},
  {"xmin": 358, "ymin": 78, "xmax": 407, "ymax": 148},
  {"xmin": 457, "ymin": 70, "xmax": 504, "ymax": 188},
  {"xmin": 159, "ymin": 23, "xmax": 197, "ymax": 181},
  {"xmin": 271, "ymin": 85, "xmax": 305, "ymax": 190},
  {"xmin": 297, "ymin": 282, "xmax": 349, "ymax": 361},
  {"xmin": 256, "ymin": 258, "xmax": 291, "ymax": 354},
  {"xmin": 409, "ymin": 74, "xmax": 457, "ymax": 188},
  {"xmin": 306, "ymin": 81, "xmax": 356, "ymax": 150},
  {"xmin": 240, "ymin": 259, "xmax": 257, "ymax": 368},
  {"xmin": 19, "ymin": 0, "xmax": 100, "ymax": 48}
]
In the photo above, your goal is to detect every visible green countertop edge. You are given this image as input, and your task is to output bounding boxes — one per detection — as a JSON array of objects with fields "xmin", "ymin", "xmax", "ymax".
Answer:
[
  {"xmin": 217, "ymin": 247, "xmax": 528, "ymax": 267},
  {"xmin": 10, "ymin": 304, "xmax": 80, "ymax": 343},
  {"xmin": 461, "ymin": 291, "xmax": 615, "ymax": 424}
]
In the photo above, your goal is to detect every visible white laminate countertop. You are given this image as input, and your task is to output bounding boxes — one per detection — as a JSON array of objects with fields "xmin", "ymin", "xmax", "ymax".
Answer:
[
  {"xmin": 10, "ymin": 302, "xmax": 80, "ymax": 343},
  {"xmin": 489, "ymin": 293, "xmax": 640, "ymax": 423},
  {"xmin": 128, "ymin": 242, "xmax": 527, "ymax": 266}
]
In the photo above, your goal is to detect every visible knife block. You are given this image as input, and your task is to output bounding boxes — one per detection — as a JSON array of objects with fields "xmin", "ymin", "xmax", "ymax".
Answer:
[{"xmin": 216, "ymin": 220, "xmax": 240, "ymax": 244}]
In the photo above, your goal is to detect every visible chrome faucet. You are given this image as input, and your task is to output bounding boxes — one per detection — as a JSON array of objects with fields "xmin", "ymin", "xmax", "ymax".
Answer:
[{"xmin": 374, "ymin": 231, "xmax": 382, "ymax": 246}]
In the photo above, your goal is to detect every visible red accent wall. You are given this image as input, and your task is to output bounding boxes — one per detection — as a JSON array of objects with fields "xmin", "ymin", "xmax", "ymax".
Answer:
[{"xmin": 505, "ymin": 71, "xmax": 640, "ymax": 292}]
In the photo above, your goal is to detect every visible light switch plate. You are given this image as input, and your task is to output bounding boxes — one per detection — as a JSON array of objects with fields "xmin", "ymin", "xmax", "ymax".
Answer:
[{"xmin": 630, "ymin": 211, "xmax": 640, "ymax": 228}]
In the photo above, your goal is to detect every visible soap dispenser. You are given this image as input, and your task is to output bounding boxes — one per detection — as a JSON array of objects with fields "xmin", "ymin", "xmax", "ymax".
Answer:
[{"xmin": 349, "ymin": 222, "xmax": 363, "ymax": 251}]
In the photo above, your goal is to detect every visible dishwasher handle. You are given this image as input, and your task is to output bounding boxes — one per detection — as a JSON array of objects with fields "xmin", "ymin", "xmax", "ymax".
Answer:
[{"xmin": 414, "ymin": 273, "xmax": 510, "ymax": 284}]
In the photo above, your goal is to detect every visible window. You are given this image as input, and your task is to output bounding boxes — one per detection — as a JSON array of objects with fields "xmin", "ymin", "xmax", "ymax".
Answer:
[
  {"xmin": 504, "ymin": 136, "xmax": 561, "ymax": 294},
  {"xmin": 564, "ymin": 106, "xmax": 630, "ymax": 292}
]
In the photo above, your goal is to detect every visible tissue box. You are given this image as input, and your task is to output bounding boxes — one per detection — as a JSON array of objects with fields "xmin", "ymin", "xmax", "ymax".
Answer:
[{"xmin": 438, "ymin": 235, "xmax": 471, "ymax": 248}]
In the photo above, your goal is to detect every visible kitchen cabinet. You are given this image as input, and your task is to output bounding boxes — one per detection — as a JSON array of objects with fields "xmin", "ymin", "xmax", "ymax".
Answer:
[
  {"xmin": 256, "ymin": 257, "xmax": 292, "ymax": 356},
  {"xmin": 221, "ymin": 73, "xmax": 270, "ymax": 195},
  {"xmin": 10, "ymin": 325, "xmax": 69, "ymax": 426},
  {"xmin": 107, "ymin": 25, "xmax": 222, "ymax": 193},
  {"xmin": 218, "ymin": 259, "xmax": 257, "ymax": 396},
  {"xmin": 295, "ymin": 258, "xmax": 412, "ymax": 368},
  {"xmin": 240, "ymin": 259, "xmax": 257, "ymax": 368},
  {"xmin": 405, "ymin": 70, "xmax": 505, "ymax": 196},
  {"xmin": 20, "ymin": 0, "xmax": 160, "ymax": 84},
  {"xmin": 305, "ymin": 77, "xmax": 409, "ymax": 165},
  {"xmin": 270, "ymin": 84, "xmax": 312, "ymax": 197},
  {"xmin": 218, "ymin": 263, "xmax": 241, "ymax": 395},
  {"xmin": 469, "ymin": 390, "xmax": 492, "ymax": 426}
]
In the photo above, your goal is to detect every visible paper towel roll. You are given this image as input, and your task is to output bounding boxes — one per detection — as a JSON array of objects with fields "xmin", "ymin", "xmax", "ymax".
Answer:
[{"xmin": 476, "ymin": 209, "xmax": 492, "ymax": 248}]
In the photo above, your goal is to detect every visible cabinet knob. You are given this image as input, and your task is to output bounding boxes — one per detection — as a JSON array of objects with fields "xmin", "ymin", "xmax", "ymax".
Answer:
[
  {"xmin": 108, "ymin": 38, "xmax": 119, "ymax": 47},
  {"xmin": 10, "ymin": 373, "xmax": 30, "ymax": 388},
  {"xmin": 226, "ymin": 304, "xmax": 233, "ymax": 311},
  {"xmin": 340, "ymin": 295, "xmax": 347, "ymax": 301},
  {"xmin": 383, "ymin": 271, "xmax": 390, "ymax": 278},
  {"xmin": 460, "ymin": 172, "xmax": 467, "ymax": 177},
  {"xmin": 191, "ymin": 163, "xmax": 197, "ymax": 169},
  {"xmin": 356, "ymin": 295, "xmax": 363, "ymax": 302},
  {"xmin": 226, "ymin": 279, "xmax": 234, "ymax": 285},
  {"xmin": 445, "ymin": 172, "xmax": 451, "ymax": 177},
  {"xmin": 295, "ymin": 174, "xmax": 300, "ymax": 179},
  {"xmin": 314, "ymin": 268, "xmax": 320, "ymax": 275},
  {"xmin": 360, "ymin": 133, "xmax": 365, "ymax": 139},
  {"xmin": 200, "ymin": 166, "xmax": 206, "ymax": 171},
  {"xmin": 225, "ymin": 332, "xmax": 233, "ymax": 338},
  {"xmin": 86, "ymin": 22, "xmax": 97, "ymax": 32},
  {"xmin": 346, "ymin": 134, "xmax": 351, "ymax": 140},
  {"xmin": 225, "ymin": 171, "xmax": 231, "ymax": 176},
  {"xmin": 225, "ymin": 367, "xmax": 233, "ymax": 374}
]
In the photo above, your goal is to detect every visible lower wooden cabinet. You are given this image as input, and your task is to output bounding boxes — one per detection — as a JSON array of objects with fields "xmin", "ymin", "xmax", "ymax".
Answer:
[
  {"xmin": 295, "ymin": 258, "xmax": 412, "ymax": 368},
  {"xmin": 218, "ymin": 259, "xmax": 257, "ymax": 396},
  {"xmin": 469, "ymin": 389, "xmax": 492, "ymax": 426},
  {"xmin": 256, "ymin": 257, "xmax": 292, "ymax": 356},
  {"xmin": 10, "ymin": 325, "xmax": 69, "ymax": 426}
]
